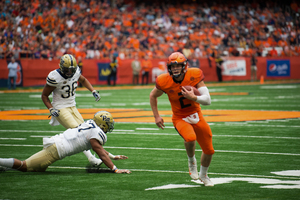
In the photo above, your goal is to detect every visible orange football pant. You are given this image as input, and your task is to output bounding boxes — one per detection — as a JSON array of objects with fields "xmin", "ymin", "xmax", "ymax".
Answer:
[{"xmin": 173, "ymin": 112, "xmax": 215, "ymax": 155}]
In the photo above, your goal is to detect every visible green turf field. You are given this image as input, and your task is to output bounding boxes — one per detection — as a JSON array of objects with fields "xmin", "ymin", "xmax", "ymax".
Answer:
[{"xmin": 0, "ymin": 81, "xmax": 300, "ymax": 200}]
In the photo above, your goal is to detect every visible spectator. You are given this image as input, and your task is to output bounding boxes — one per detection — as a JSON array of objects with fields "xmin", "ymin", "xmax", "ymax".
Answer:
[
  {"xmin": 7, "ymin": 57, "xmax": 19, "ymax": 90},
  {"xmin": 214, "ymin": 50, "xmax": 224, "ymax": 82},
  {"xmin": 0, "ymin": 0, "xmax": 300, "ymax": 63},
  {"xmin": 107, "ymin": 56, "xmax": 118, "ymax": 86},
  {"xmin": 269, "ymin": 46, "xmax": 278, "ymax": 57},
  {"xmin": 188, "ymin": 53, "xmax": 200, "ymax": 68},
  {"xmin": 131, "ymin": 55, "xmax": 141, "ymax": 85},
  {"xmin": 141, "ymin": 55, "xmax": 152, "ymax": 85},
  {"xmin": 250, "ymin": 52, "xmax": 258, "ymax": 81}
]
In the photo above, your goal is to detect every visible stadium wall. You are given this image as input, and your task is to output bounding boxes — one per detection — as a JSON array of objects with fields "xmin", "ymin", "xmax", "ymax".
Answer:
[{"xmin": 0, "ymin": 57, "xmax": 299, "ymax": 87}]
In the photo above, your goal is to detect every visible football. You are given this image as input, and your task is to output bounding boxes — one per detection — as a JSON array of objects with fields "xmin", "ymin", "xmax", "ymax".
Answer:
[{"xmin": 182, "ymin": 85, "xmax": 200, "ymax": 96}]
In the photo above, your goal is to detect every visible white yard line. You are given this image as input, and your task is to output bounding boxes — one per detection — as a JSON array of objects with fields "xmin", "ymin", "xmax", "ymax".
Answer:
[
  {"xmin": 47, "ymin": 166, "xmax": 300, "ymax": 180},
  {"xmin": 0, "ymin": 144, "xmax": 299, "ymax": 156}
]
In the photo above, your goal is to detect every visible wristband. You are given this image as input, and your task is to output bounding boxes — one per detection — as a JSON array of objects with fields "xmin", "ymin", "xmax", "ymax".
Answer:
[
  {"xmin": 108, "ymin": 153, "xmax": 115, "ymax": 159},
  {"xmin": 92, "ymin": 90, "xmax": 96, "ymax": 93},
  {"xmin": 112, "ymin": 165, "xmax": 119, "ymax": 173}
]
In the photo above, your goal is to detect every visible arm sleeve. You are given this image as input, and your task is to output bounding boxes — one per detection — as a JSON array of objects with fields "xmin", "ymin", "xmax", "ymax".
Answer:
[{"xmin": 196, "ymin": 86, "xmax": 211, "ymax": 105}]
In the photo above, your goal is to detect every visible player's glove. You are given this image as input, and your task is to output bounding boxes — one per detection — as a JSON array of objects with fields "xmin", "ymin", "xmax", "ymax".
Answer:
[
  {"xmin": 88, "ymin": 155, "xmax": 103, "ymax": 167},
  {"xmin": 92, "ymin": 90, "xmax": 101, "ymax": 101},
  {"xmin": 49, "ymin": 108, "xmax": 60, "ymax": 117}
]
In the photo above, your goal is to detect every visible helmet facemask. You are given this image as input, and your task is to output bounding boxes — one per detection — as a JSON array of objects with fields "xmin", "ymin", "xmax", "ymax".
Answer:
[{"xmin": 167, "ymin": 63, "xmax": 186, "ymax": 78}]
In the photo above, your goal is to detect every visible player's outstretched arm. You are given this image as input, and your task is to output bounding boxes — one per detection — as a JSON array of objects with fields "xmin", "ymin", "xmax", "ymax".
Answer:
[
  {"xmin": 103, "ymin": 149, "xmax": 128, "ymax": 160},
  {"xmin": 90, "ymin": 139, "xmax": 131, "ymax": 174}
]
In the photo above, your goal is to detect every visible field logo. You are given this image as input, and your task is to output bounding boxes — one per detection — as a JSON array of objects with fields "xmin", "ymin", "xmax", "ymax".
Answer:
[
  {"xmin": 145, "ymin": 170, "xmax": 300, "ymax": 190},
  {"xmin": 267, "ymin": 60, "xmax": 290, "ymax": 77}
]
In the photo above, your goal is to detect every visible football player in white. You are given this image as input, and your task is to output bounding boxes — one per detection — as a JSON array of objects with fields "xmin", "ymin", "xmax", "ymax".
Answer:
[
  {"xmin": 0, "ymin": 111, "xmax": 131, "ymax": 174},
  {"xmin": 41, "ymin": 54, "xmax": 102, "ymax": 167}
]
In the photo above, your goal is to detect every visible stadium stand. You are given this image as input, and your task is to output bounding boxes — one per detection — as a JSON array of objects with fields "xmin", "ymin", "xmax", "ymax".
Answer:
[{"xmin": 0, "ymin": 0, "xmax": 299, "ymax": 60}]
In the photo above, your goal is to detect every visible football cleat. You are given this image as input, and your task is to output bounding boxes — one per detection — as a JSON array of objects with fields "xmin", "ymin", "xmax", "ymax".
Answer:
[
  {"xmin": 93, "ymin": 111, "xmax": 115, "ymax": 133},
  {"xmin": 59, "ymin": 54, "xmax": 78, "ymax": 78},
  {"xmin": 88, "ymin": 157, "xmax": 103, "ymax": 167},
  {"xmin": 167, "ymin": 52, "xmax": 188, "ymax": 78},
  {"xmin": 199, "ymin": 175, "xmax": 214, "ymax": 186},
  {"xmin": 188, "ymin": 160, "xmax": 199, "ymax": 180}
]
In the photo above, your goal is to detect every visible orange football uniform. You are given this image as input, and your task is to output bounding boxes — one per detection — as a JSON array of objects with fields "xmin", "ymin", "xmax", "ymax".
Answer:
[{"xmin": 156, "ymin": 68, "xmax": 214, "ymax": 155}]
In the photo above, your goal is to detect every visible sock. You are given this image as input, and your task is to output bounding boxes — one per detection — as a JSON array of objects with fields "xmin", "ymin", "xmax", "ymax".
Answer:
[
  {"xmin": 0, "ymin": 158, "xmax": 14, "ymax": 168},
  {"xmin": 200, "ymin": 165, "xmax": 209, "ymax": 178},
  {"xmin": 188, "ymin": 155, "xmax": 196, "ymax": 163},
  {"xmin": 83, "ymin": 150, "xmax": 93, "ymax": 159}
]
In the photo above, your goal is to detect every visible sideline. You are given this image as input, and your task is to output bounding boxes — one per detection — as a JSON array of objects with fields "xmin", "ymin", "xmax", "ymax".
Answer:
[{"xmin": 1, "ymin": 79, "xmax": 300, "ymax": 93}]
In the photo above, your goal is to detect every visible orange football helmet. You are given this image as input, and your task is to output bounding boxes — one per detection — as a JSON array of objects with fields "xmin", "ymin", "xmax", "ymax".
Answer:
[{"xmin": 167, "ymin": 52, "xmax": 188, "ymax": 77}]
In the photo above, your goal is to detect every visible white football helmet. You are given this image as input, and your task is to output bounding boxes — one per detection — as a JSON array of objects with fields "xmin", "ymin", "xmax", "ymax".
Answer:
[
  {"xmin": 59, "ymin": 54, "xmax": 78, "ymax": 78},
  {"xmin": 93, "ymin": 111, "xmax": 115, "ymax": 133}
]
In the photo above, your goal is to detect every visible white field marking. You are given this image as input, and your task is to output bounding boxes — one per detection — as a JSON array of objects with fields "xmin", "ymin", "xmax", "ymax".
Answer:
[
  {"xmin": 0, "ymin": 130, "xmax": 61, "ymax": 133},
  {"xmin": 136, "ymin": 128, "xmax": 160, "ymax": 131},
  {"xmin": 275, "ymin": 95, "xmax": 300, "ymax": 99},
  {"xmin": 149, "ymin": 177, "xmax": 300, "ymax": 190},
  {"xmin": 110, "ymin": 132, "xmax": 300, "ymax": 140},
  {"xmin": 245, "ymin": 121, "xmax": 269, "ymax": 123},
  {"xmin": 146, "ymin": 184, "xmax": 200, "ymax": 190},
  {"xmin": 266, "ymin": 119, "xmax": 289, "ymax": 122},
  {"xmin": 0, "ymin": 107, "xmax": 42, "ymax": 110},
  {"xmin": 28, "ymin": 133, "xmax": 300, "ymax": 140},
  {"xmin": 28, "ymin": 93, "xmax": 112, "ymax": 98},
  {"xmin": 1, "ymin": 144, "xmax": 298, "ymax": 156},
  {"xmin": 260, "ymin": 85, "xmax": 298, "ymax": 89},
  {"xmin": 214, "ymin": 135, "xmax": 300, "ymax": 140},
  {"xmin": 0, "ymin": 138, "xmax": 26, "ymax": 140},
  {"xmin": 0, "ymin": 144, "xmax": 42, "ymax": 147},
  {"xmin": 1, "ymin": 129, "xmax": 300, "ymax": 140},
  {"xmin": 111, "ymin": 103, "xmax": 126, "ymax": 106},
  {"xmin": 213, "ymin": 103, "xmax": 300, "ymax": 107},
  {"xmin": 132, "ymin": 102, "xmax": 150, "ymax": 105},
  {"xmin": 77, "ymin": 105, "xmax": 93, "ymax": 108},
  {"xmin": 30, "ymin": 135, "xmax": 52, "ymax": 138},
  {"xmin": 47, "ymin": 166, "xmax": 300, "ymax": 180},
  {"xmin": 271, "ymin": 170, "xmax": 300, "ymax": 177}
]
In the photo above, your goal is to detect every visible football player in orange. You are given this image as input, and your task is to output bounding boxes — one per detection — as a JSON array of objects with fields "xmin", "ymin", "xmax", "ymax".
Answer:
[{"xmin": 150, "ymin": 52, "xmax": 214, "ymax": 186}]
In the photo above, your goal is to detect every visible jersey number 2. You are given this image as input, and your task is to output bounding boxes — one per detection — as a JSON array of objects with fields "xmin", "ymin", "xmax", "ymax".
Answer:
[{"xmin": 178, "ymin": 92, "xmax": 191, "ymax": 109}]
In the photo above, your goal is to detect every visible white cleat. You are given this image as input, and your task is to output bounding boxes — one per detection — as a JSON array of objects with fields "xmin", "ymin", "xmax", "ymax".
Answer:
[
  {"xmin": 88, "ymin": 156, "xmax": 103, "ymax": 167},
  {"xmin": 188, "ymin": 161, "xmax": 199, "ymax": 180},
  {"xmin": 199, "ymin": 175, "xmax": 214, "ymax": 187}
]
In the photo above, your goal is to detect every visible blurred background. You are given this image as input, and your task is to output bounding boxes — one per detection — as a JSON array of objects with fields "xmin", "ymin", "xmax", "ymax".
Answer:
[{"xmin": 0, "ymin": 0, "xmax": 299, "ymax": 87}]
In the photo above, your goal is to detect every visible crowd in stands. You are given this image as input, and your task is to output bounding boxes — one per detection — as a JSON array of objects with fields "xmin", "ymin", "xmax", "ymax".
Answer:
[{"xmin": 0, "ymin": 0, "xmax": 300, "ymax": 61}]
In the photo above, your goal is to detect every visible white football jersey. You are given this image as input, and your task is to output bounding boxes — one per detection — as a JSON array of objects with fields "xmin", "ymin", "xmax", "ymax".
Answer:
[
  {"xmin": 43, "ymin": 120, "xmax": 107, "ymax": 159},
  {"xmin": 46, "ymin": 68, "xmax": 81, "ymax": 109}
]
